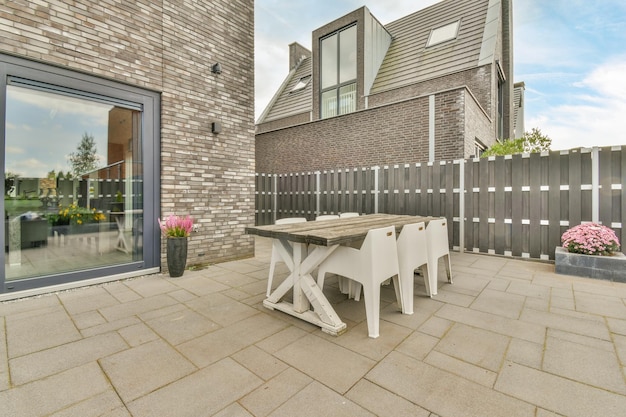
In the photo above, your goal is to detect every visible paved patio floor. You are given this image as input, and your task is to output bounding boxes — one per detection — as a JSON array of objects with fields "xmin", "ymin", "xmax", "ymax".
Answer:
[{"xmin": 1, "ymin": 237, "xmax": 626, "ymax": 417}]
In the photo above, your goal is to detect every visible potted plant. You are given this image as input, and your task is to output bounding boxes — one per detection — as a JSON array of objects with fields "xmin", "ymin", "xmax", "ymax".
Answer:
[
  {"xmin": 158, "ymin": 214, "xmax": 194, "ymax": 277},
  {"xmin": 555, "ymin": 222, "xmax": 624, "ymax": 281}
]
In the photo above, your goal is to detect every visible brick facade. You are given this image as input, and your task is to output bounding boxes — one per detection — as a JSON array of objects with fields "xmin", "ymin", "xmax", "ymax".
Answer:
[
  {"xmin": 256, "ymin": 84, "xmax": 495, "ymax": 173},
  {"xmin": 0, "ymin": 1, "xmax": 256, "ymax": 269}
]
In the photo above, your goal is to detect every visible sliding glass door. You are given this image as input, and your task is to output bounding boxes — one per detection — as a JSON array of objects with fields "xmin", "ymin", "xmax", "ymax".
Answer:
[{"xmin": 1, "ymin": 54, "xmax": 160, "ymax": 293}]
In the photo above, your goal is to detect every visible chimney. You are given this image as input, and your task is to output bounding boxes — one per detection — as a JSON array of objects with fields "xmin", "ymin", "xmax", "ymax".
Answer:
[{"xmin": 289, "ymin": 42, "xmax": 311, "ymax": 71}]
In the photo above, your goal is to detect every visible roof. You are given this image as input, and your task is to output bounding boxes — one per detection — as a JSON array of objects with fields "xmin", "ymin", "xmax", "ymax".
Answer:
[
  {"xmin": 371, "ymin": 0, "xmax": 492, "ymax": 94},
  {"xmin": 258, "ymin": 0, "xmax": 500, "ymax": 124}
]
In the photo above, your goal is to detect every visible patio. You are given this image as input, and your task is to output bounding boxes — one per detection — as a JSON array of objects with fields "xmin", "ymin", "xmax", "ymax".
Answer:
[{"xmin": 1, "ymin": 236, "xmax": 626, "ymax": 417}]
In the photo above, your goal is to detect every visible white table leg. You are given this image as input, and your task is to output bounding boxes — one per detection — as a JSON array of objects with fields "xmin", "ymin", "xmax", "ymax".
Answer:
[{"xmin": 263, "ymin": 241, "xmax": 346, "ymax": 335}]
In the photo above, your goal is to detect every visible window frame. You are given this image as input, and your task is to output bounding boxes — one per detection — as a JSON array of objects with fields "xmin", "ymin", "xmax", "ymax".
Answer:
[
  {"xmin": 319, "ymin": 24, "xmax": 358, "ymax": 119},
  {"xmin": 0, "ymin": 54, "xmax": 161, "ymax": 293}
]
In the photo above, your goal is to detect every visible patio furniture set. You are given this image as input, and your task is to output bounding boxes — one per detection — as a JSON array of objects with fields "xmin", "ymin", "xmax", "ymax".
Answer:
[{"xmin": 245, "ymin": 214, "xmax": 452, "ymax": 338}]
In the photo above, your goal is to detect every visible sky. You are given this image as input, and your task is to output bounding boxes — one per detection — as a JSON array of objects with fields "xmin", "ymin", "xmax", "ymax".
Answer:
[
  {"xmin": 255, "ymin": 0, "xmax": 626, "ymax": 151},
  {"xmin": 6, "ymin": 86, "xmax": 110, "ymax": 179}
]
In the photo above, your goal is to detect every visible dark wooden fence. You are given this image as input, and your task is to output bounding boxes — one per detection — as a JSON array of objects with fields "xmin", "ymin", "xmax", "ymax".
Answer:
[{"xmin": 255, "ymin": 146, "xmax": 625, "ymax": 261}]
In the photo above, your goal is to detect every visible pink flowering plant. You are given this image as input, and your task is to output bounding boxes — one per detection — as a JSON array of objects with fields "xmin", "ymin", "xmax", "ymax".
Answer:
[
  {"xmin": 158, "ymin": 214, "xmax": 194, "ymax": 238},
  {"xmin": 561, "ymin": 223, "xmax": 620, "ymax": 256}
]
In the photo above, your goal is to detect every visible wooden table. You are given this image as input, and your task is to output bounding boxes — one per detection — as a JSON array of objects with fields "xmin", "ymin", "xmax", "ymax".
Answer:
[{"xmin": 246, "ymin": 214, "xmax": 435, "ymax": 335}]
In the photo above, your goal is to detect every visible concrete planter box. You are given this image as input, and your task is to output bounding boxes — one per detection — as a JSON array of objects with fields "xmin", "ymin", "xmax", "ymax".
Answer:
[{"xmin": 555, "ymin": 246, "xmax": 626, "ymax": 283}]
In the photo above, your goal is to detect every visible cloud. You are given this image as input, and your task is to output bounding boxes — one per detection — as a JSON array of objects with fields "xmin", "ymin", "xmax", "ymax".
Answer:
[{"xmin": 526, "ymin": 57, "xmax": 626, "ymax": 150}]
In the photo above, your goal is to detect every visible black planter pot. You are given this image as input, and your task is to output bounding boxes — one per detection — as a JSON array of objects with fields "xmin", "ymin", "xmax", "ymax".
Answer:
[{"xmin": 166, "ymin": 237, "xmax": 188, "ymax": 277}]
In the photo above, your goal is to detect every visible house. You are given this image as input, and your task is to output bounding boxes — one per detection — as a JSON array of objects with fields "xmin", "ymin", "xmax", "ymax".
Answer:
[
  {"xmin": 256, "ymin": 0, "xmax": 521, "ymax": 173},
  {"xmin": 0, "ymin": 1, "xmax": 255, "ymax": 297}
]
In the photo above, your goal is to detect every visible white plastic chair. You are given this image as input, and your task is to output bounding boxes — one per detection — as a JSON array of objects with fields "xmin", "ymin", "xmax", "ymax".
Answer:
[
  {"xmin": 315, "ymin": 214, "xmax": 340, "ymax": 221},
  {"xmin": 339, "ymin": 212, "xmax": 359, "ymax": 218},
  {"xmin": 395, "ymin": 222, "xmax": 429, "ymax": 314},
  {"xmin": 425, "ymin": 218, "xmax": 452, "ymax": 296},
  {"xmin": 317, "ymin": 225, "xmax": 400, "ymax": 338},
  {"xmin": 266, "ymin": 217, "xmax": 307, "ymax": 296}
]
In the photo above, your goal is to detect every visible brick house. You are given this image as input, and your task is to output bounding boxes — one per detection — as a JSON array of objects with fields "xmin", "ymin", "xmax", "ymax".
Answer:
[
  {"xmin": 256, "ymin": 0, "xmax": 522, "ymax": 173},
  {"xmin": 0, "ymin": 1, "xmax": 255, "ymax": 296}
]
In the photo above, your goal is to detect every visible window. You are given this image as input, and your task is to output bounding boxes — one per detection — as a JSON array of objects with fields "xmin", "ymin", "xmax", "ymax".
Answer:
[
  {"xmin": 320, "ymin": 24, "xmax": 357, "ymax": 118},
  {"xmin": 1, "ymin": 54, "xmax": 160, "ymax": 293},
  {"xmin": 291, "ymin": 75, "xmax": 311, "ymax": 93},
  {"xmin": 473, "ymin": 139, "xmax": 486, "ymax": 158},
  {"xmin": 426, "ymin": 20, "xmax": 460, "ymax": 47}
]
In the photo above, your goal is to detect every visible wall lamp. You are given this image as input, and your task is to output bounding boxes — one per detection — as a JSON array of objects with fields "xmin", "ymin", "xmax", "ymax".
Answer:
[{"xmin": 211, "ymin": 63, "xmax": 222, "ymax": 74}]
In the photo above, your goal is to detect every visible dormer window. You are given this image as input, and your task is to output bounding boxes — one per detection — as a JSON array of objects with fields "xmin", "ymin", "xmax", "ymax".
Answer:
[
  {"xmin": 291, "ymin": 75, "xmax": 311, "ymax": 93},
  {"xmin": 426, "ymin": 20, "xmax": 460, "ymax": 47},
  {"xmin": 320, "ymin": 24, "xmax": 357, "ymax": 119}
]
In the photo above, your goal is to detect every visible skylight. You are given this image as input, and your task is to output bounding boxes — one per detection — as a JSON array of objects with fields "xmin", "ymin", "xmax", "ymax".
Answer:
[
  {"xmin": 291, "ymin": 75, "xmax": 311, "ymax": 93},
  {"xmin": 426, "ymin": 20, "xmax": 460, "ymax": 47}
]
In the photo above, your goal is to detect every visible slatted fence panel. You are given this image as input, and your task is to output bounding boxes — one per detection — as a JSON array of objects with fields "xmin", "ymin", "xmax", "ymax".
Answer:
[{"xmin": 255, "ymin": 146, "xmax": 625, "ymax": 261}]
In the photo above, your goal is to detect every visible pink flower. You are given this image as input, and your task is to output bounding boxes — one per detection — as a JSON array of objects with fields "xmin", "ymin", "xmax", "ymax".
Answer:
[
  {"xmin": 158, "ymin": 214, "xmax": 194, "ymax": 238},
  {"xmin": 561, "ymin": 223, "xmax": 620, "ymax": 256}
]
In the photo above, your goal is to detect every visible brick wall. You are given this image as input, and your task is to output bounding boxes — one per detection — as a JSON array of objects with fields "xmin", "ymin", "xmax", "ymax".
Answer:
[
  {"xmin": 0, "ymin": 0, "xmax": 256, "ymax": 267},
  {"xmin": 256, "ymin": 88, "xmax": 476, "ymax": 173}
]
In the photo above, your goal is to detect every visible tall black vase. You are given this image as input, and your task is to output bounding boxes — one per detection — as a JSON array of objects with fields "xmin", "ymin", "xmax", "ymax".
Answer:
[{"xmin": 166, "ymin": 237, "xmax": 188, "ymax": 277}]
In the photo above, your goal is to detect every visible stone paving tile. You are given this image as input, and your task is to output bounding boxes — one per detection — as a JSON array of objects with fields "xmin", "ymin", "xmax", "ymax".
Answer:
[
  {"xmin": 9, "ymin": 332, "xmax": 127, "ymax": 386},
  {"xmin": 573, "ymin": 291, "xmax": 626, "ymax": 319},
  {"xmin": 144, "ymin": 307, "xmax": 219, "ymax": 345},
  {"xmin": 116, "ymin": 322, "xmax": 160, "ymax": 347},
  {"xmin": 163, "ymin": 274, "xmax": 231, "ymax": 296},
  {"xmin": 607, "ymin": 317, "xmax": 626, "ymax": 336},
  {"xmin": 178, "ymin": 313, "xmax": 288, "ymax": 368},
  {"xmin": 274, "ymin": 333, "xmax": 376, "ymax": 394},
  {"xmin": 470, "ymin": 288, "xmax": 526, "ymax": 319},
  {"xmin": 0, "ymin": 362, "xmax": 111, "ymax": 417},
  {"xmin": 99, "ymin": 339, "xmax": 196, "ymax": 403},
  {"xmin": 268, "ymin": 381, "xmax": 374, "ymax": 417},
  {"xmin": 123, "ymin": 275, "xmax": 180, "ymax": 298},
  {"xmin": 214, "ymin": 403, "xmax": 254, "ymax": 417},
  {"xmin": 543, "ymin": 335, "xmax": 626, "ymax": 394},
  {"xmin": 418, "ymin": 315, "xmax": 453, "ymax": 338},
  {"xmin": 47, "ymin": 389, "xmax": 124, "ymax": 417},
  {"xmin": 185, "ymin": 293, "xmax": 260, "ymax": 327},
  {"xmin": 56, "ymin": 286, "xmax": 120, "ymax": 315},
  {"xmin": 102, "ymin": 281, "xmax": 143, "ymax": 303},
  {"xmin": 97, "ymin": 294, "xmax": 179, "ymax": 322},
  {"xmin": 239, "ymin": 367, "xmax": 312, "ymax": 416},
  {"xmin": 6, "ymin": 307, "xmax": 81, "ymax": 358},
  {"xmin": 80, "ymin": 316, "xmax": 141, "ymax": 338},
  {"xmin": 520, "ymin": 307, "xmax": 610, "ymax": 340},
  {"xmin": 424, "ymin": 350, "xmax": 498, "ymax": 387},
  {"xmin": 346, "ymin": 379, "xmax": 431, "ymax": 417},
  {"xmin": 0, "ymin": 320, "xmax": 8, "ymax": 392},
  {"xmin": 71, "ymin": 310, "xmax": 107, "ymax": 330},
  {"xmin": 395, "ymin": 330, "xmax": 439, "ymax": 361},
  {"xmin": 367, "ymin": 351, "xmax": 535, "ymax": 417},
  {"xmin": 318, "ymin": 317, "xmax": 412, "ymax": 361},
  {"xmin": 436, "ymin": 304, "xmax": 545, "ymax": 344},
  {"xmin": 495, "ymin": 362, "xmax": 626, "ymax": 417},
  {"xmin": 127, "ymin": 358, "xmax": 262, "ymax": 417},
  {"xmin": 505, "ymin": 338, "xmax": 544, "ymax": 369},
  {"xmin": 435, "ymin": 323, "xmax": 510, "ymax": 372},
  {"xmin": 232, "ymin": 345, "xmax": 289, "ymax": 381}
]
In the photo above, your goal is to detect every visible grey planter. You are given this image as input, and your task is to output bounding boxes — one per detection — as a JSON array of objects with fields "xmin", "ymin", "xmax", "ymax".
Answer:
[
  {"xmin": 555, "ymin": 246, "xmax": 626, "ymax": 283},
  {"xmin": 166, "ymin": 237, "xmax": 188, "ymax": 277}
]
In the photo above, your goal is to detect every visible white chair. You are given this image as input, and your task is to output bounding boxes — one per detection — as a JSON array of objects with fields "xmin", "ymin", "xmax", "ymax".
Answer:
[
  {"xmin": 425, "ymin": 218, "xmax": 452, "ymax": 296},
  {"xmin": 315, "ymin": 214, "xmax": 340, "ymax": 221},
  {"xmin": 317, "ymin": 225, "xmax": 400, "ymax": 338},
  {"xmin": 395, "ymin": 222, "xmax": 429, "ymax": 314},
  {"xmin": 266, "ymin": 217, "xmax": 307, "ymax": 296},
  {"xmin": 339, "ymin": 212, "xmax": 359, "ymax": 218}
]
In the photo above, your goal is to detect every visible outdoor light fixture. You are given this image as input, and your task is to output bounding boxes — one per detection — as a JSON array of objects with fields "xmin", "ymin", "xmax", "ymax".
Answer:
[
  {"xmin": 212, "ymin": 122, "xmax": 221, "ymax": 134},
  {"xmin": 211, "ymin": 63, "xmax": 222, "ymax": 74}
]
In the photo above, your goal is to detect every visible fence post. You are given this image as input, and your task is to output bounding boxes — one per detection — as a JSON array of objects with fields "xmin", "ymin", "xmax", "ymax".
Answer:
[
  {"xmin": 373, "ymin": 166, "xmax": 379, "ymax": 214},
  {"xmin": 591, "ymin": 147, "xmax": 599, "ymax": 223},
  {"xmin": 315, "ymin": 171, "xmax": 321, "ymax": 218},
  {"xmin": 272, "ymin": 174, "xmax": 277, "ymax": 224},
  {"xmin": 458, "ymin": 158, "xmax": 465, "ymax": 253}
]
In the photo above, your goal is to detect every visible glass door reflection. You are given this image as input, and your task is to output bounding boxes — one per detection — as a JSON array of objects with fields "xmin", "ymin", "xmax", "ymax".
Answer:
[{"xmin": 4, "ymin": 84, "xmax": 143, "ymax": 282}]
